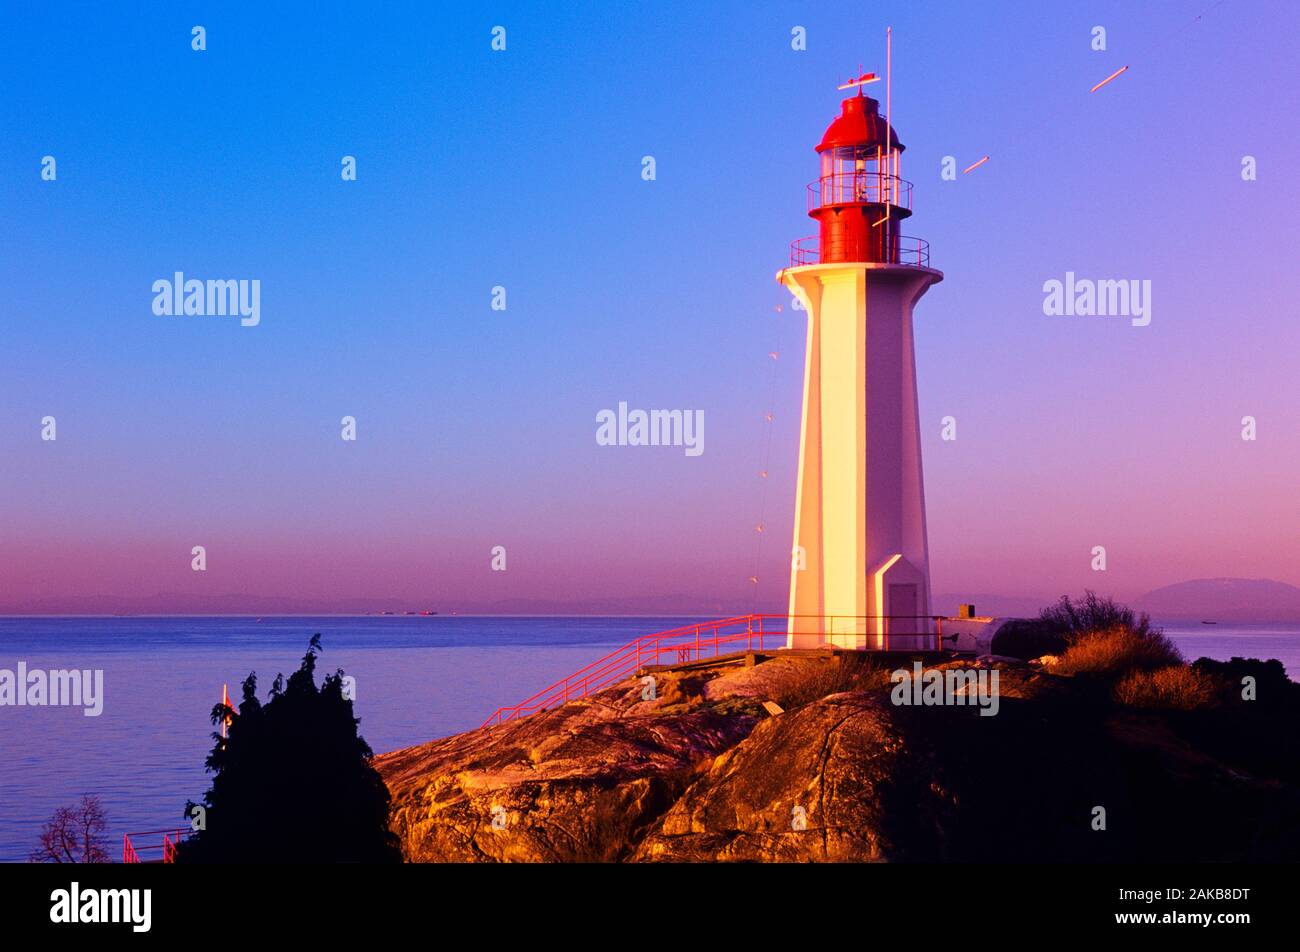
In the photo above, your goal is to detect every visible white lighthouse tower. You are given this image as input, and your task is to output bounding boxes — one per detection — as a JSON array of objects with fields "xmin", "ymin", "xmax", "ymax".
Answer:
[{"xmin": 779, "ymin": 68, "xmax": 942, "ymax": 651}]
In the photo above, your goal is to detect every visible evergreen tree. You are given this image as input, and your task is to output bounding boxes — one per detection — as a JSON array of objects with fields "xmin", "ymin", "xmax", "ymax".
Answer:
[{"xmin": 177, "ymin": 635, "xmax": 401, "ymax": 862}]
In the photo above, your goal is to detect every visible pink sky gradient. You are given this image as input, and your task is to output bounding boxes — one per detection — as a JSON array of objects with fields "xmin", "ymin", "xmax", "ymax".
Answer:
[{"xmin": 3, "ymin": 1, "xmax": 1299, "ymax": 614}]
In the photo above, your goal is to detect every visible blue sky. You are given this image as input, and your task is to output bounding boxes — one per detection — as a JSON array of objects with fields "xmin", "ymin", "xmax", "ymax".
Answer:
[{"xmin": 2, "ymin": 1, "xmax": 1299, "ymax": 611}]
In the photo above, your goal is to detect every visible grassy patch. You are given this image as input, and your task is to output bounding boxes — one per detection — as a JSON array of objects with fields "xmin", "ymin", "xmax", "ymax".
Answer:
[
  {"xmin": 1115, "ymin": 665, "xmax": 1219, "ymax": 711},
  {"xmin": 769, "ymin": 654, "xmax": 890, "ymax": 709}
]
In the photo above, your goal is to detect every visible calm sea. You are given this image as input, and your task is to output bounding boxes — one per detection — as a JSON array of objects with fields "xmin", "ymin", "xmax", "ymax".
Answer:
[{"xmin": 1, "ymin": 615, "xmax": 1296, "ymax": 863}]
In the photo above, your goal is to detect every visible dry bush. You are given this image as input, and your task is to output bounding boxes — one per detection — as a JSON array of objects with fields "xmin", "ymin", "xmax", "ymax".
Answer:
[
  {"xmin": 770, "ymin": 654, "xmax": 888, "ymax": 709},
  {"xmin": 1053, "ymin": 625, "xmax": 1183, "ymax": 678},
  {"xmin": 992, "ymin": 593, "xmax": 1159, "ymax": 661},
  {"xmin": 655, "ymin": 673, "xmax": 707, "ymax": 708},
  {"xmin": 1040, "ymin": 590, "xmax": 1157, "ymax": 639},
  {"xmin": 1114, "ymin": 665, "xmax": 1220, "ymax": 711}
]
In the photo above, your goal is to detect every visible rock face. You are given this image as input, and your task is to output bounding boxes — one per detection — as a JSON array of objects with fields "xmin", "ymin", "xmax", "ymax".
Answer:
[
  {"xmin": 376, "ymin": 671, "xmax": 759, "ymax": 862},
  {"xmin": 633, "ymin": 693, "xmax": 907, "ymax": 862},
  {"xmin": 634, "ymin": 665, "xmax": 1112, "ymax": 862},
  {"xmin": 377, "ymin": 655, "xmax": 1300, "ymax": 862}
]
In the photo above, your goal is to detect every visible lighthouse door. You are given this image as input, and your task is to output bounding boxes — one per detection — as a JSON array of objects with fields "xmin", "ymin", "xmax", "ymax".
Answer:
[{"xmin": 888, "ymin": 583, "xmax": 918, "ymax": 648}]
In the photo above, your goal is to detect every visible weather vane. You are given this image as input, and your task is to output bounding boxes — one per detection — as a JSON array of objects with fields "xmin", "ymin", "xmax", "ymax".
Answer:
[{"xmin": 837, "ymin": 67, "xmax": 880, "ymax": 91}]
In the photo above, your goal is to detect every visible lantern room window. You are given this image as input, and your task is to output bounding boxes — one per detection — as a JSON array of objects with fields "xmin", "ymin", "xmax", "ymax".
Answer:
[{"xmin": 811, "ymin": 145, "xmax": 912, "ymax": 212}]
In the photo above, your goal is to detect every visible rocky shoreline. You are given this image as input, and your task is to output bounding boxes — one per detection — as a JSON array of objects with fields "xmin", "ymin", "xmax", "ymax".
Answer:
[{"xmin": 376, "ymin": 650, "xmax": 1300, "ymax": 862}]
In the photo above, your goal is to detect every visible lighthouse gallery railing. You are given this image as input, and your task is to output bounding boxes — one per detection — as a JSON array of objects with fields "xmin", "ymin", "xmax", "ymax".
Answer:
[
  {"xmin": 808, "ymin": 171, "xmax": 913, "ymax": 212},
  {"xmin": 789, "ymin": 235, "xmax": 930, "ymax": 268}
]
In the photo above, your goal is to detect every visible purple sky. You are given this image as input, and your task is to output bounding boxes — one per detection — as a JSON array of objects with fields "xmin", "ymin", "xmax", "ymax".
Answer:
[{"xmin": 3, "ymin": 1, "xmax": 1299, "ymax": 613}]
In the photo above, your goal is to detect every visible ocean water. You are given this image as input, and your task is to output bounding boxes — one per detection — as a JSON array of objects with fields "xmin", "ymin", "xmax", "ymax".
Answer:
[
  {"xmin": 0, "ymin": 615, "xmax": 702, "ymax": 863},
  {"xmin": 0, "ymin": 615, "xmax": 1295, "ymax": 863},
  {"xmin": 1160, "ymin": 623, "xmax": 1300, "ymax": 678}
]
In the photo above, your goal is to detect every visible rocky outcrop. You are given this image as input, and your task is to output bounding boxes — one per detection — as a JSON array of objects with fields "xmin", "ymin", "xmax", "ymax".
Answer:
[
  {"xmin": 376, "ymin": 669, "xmax": 760, "ymax": 862},
  {"xmin": 377, "ymin": 655, "xmax": 1300, "ymax": 862},
  {"xmin": 633, "ymin": 692, "xmax": 912, "ymax": 861}
]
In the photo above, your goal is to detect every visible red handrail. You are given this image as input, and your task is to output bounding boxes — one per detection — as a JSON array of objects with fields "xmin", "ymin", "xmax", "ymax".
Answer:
[
  {"xmin": 480, "ymin": 613, "xmax": 947, "ymax": 728},
  {"xmin": 788, "ymin": 235, "xmax": 931, "ymax": 269},
  {"xmin": 122, "ymin": 828, "xmax": 188, "ymax": 864}
]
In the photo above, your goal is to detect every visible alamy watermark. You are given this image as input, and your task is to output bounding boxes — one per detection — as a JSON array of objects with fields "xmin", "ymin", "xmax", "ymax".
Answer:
[
  {"xmin": 890, "ymin": 662, "xmax": 999, "ymax": 716},
  {"xmin": 152, "ymin": 272, "xmax": 261, "ymax": 327},
  {"xmin": 50, "ymin": 883, "xmax": 150, "ymax": 932},
  {"xmin": 596, "ymin": 401, "xmax": 704, "ymax": 457},
  {"xmin": 1042, "ymin": 272, "xmax": 1150, "ymax": 327},
  {"xmin": 1, "ymin": 663, "xmax": 104, "ymax": 716}
]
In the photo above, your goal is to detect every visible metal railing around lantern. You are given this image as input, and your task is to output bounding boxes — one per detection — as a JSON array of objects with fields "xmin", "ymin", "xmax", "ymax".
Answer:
[
  {"xmin": 479, "ymin": 613, "xmax": 950, "ymax": 728},
  {"xmin": 788, "ymin": 235, "xmax": 931, "ymax": 269},
  {"xmin": 808, "ymin": 171, "xmax": 913, "ymax": 212}
]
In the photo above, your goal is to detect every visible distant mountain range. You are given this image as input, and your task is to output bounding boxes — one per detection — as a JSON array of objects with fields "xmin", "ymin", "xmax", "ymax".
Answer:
[
  {"xmin": 3, "ymin": 578, "xmax": 1298, "ymax": 621},
  {"xmin": 936, "ymin": 580, "xmax": 1300, "ymax": 623},
  {"xmin": 1134, "ymin": 578, "xmax": 1300, "ymax": 623}
]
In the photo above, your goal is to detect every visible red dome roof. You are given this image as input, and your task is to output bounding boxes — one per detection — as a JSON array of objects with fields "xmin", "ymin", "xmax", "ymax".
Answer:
[{"xmin": 816, "ymin": 93, "xmax": 905, "ymax": 154}]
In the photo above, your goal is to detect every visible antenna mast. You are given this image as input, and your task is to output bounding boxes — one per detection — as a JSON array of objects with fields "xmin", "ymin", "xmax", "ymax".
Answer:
[{"xmin": 886, "ymin": 27, "xmax": 893, "ymax": 241}]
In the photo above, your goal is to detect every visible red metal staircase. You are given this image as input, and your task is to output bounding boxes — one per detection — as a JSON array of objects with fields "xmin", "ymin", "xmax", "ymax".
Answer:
[{"xmin": 480, "ymin": 613, "xmax": 944, "ymax": 728}]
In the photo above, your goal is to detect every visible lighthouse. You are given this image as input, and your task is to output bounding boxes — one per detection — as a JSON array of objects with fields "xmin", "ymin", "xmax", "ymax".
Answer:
[{"xmin": 779, "ymin": 72, "xmax": 942, "ymax": 651}]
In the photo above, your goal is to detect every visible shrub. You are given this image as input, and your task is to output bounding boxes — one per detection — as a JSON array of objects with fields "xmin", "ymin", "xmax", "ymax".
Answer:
[
  {"xmin": 1181, "ymin": 656, "xmax": 1300, "ymax": 784},
  {"xmin": 991, "ymin": 593, "xmax": 1160, "ymax": 661},
  {"xmin": 176, "ymin": 635, "xmax": 401, "ymax": 863},
  {"xmin": 654, "ymin": 673, "xmax": 707, "ymax": 708},
  {"xmin": 1054, "ymin": 625, "xmax": 1183, "ymax": 678},
  {"xmin": 1192, "ymin": 657, "xmax": 1294, "ymax": 708},
  {"xmin": 1115, "ymin": 665, "xmax": 1220, "ymax": 711},
  {"xmin": 771, "ymin": 654, "xmax": 886, "ymax": 709},
  {"xmin": 1039, "ymin": 590, "xmax": 1155, "ymax": 640},
  {"xmin": 989, "ymin": 619, "xmax": 1069, "ymax": 660}
]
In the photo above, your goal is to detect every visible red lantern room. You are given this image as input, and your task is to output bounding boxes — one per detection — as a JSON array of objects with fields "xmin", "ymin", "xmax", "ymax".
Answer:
[{"xmin": 794, "ymin": 86, "xmax": 927, "ymax": 268}]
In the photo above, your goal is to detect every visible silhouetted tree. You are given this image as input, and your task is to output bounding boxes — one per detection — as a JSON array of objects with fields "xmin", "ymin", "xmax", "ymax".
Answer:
[
  {"xmin": 29, "ymin": 794, "xmax": 109, "ymax": 863},
  {"xmin": 176, "ymin": 635, "xmax": 401, "ymax": 862}
]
